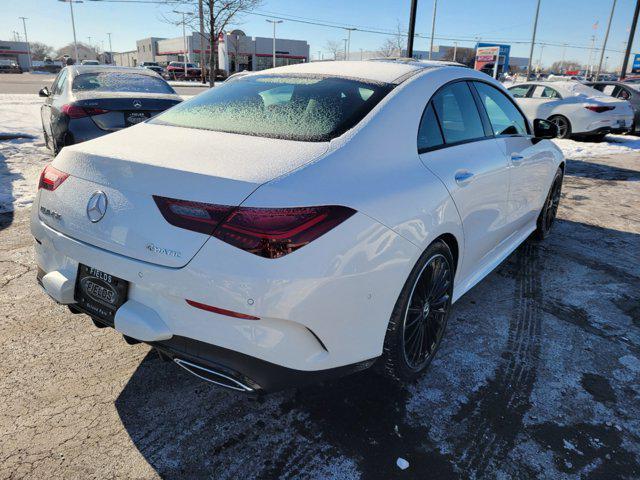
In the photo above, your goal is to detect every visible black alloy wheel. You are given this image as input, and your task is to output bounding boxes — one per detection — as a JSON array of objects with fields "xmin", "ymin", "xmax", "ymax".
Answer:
[{"xmin": 534, "ymin": 168, "xmax": 563, "ymax": 240}]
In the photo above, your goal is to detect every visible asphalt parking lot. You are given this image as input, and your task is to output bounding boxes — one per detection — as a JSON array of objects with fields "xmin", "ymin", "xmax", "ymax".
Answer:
[{"xmin": 0, "ymin": 143, "xmax": 638, "ymax": 479}]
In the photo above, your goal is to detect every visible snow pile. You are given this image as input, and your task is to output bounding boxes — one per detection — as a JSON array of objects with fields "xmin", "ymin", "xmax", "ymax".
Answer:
[
  {"xmin": 0, "ymin": 94, "xmax": 50, "ymax": 213},
  {"xmin": 553, "ymin": 135, "xmax": 640, "ymax": 159}
]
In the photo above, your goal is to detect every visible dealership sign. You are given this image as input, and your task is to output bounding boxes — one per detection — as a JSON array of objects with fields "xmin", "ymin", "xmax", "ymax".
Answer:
[{"xmin": 632, "ymin": 54, "xmax": 640, "ymax": 73}]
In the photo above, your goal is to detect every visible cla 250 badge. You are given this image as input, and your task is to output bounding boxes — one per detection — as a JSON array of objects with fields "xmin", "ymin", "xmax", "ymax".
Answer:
[
  {"xmin": 146, "ymin": 243, "xmax": 182, "ymax": 258},
  {"xmin": 40, "ymin": 206, "xmax": 61, "ymax": 220}
]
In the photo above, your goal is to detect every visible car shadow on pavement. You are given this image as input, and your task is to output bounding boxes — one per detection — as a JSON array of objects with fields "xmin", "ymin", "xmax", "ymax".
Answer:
[
  {"xmin": 114, "ymin": 220, "xmax": 640, "ymax": 480},
  {"xmin": 566, "ymin": 159, "xmax": 640, "ymax": 182}
]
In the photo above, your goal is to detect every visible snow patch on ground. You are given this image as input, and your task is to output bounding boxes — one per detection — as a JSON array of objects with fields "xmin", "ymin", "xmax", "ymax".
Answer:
[
  {"xmin": 554, "ymin": 135, "xmax": 640, "ymax": 159},
  {"xmin": 0, "ymin": 94, "xmax": 50, "ymax": 213}
]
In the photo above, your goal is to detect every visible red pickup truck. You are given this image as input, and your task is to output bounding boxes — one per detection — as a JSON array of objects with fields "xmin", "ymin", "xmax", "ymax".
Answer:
[{"xmin": 166, "ymin": 62, "xmax": 202, "ymax": 80}]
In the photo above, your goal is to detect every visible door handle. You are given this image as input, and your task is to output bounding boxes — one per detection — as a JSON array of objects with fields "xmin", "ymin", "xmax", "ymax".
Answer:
[
  {"xmin": 510, "ymin": 153, "xmax": 525, "ymax": 163},
  {"xmin": 454, "ymin": 170, "xmax": 474, "ymax": 186}
]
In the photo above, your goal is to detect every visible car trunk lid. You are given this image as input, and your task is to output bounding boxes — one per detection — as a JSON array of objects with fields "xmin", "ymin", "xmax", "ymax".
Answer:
[
  {"xmin": 39, "ymin": 123, "xmax": 329, "ymax": 267},
  {"xmin": 72, "ymin": 92, "xmax": 182, "ymax": 131}
]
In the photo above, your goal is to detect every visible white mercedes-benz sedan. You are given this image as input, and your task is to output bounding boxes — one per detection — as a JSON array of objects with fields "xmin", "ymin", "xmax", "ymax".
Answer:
[
  {"xmin": 507, "ymin": 80, "xmax": 634, "ymax": 141},
  {"xmin": 32, "ymin": 60, "xmax": 564, "ymax": 392}
]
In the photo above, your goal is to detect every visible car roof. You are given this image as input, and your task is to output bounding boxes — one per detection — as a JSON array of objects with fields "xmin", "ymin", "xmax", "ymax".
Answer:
[
  {"xmin": 68, "ymin": 65, "xmax": 160, "ymax": 77},
  {"xmin": 257, "ymin": 59, "xmax": 456, "ymax": 84}
]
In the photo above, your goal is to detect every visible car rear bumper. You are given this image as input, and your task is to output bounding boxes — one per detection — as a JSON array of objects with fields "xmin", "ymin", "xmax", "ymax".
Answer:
[{"xmin": 30, "ymin": 200, "xmax": 417, "ymax": 382}]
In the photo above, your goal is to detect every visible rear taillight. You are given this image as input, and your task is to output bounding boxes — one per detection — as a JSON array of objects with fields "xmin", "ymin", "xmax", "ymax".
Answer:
[
  {"xmin": 38, "ymin": 164, "xmax": 69, "ymax": 191},
  {"xmin": 585, "ymin": 105, "xmax": 615, "ymax": 113},
  {"xmin": 61, "ymin": 104, "xmax": 109, "ymax": 119},
  {"xmin": 153, "ymin": 196, "xmax": 356, "ymax": 259}
]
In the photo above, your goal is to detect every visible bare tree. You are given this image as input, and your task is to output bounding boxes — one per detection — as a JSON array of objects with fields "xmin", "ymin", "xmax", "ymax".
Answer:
[
  {"xmin": 163, "ymin": 0, "xmax": 262, "ymax": 86},
  {"xmin": 30, "ymin": 41, "xmax": 55, "ymax": 61},
  {"xmin": 550, "ymin": 60, "xmax": 582, "ymax": 73},
  {"xmin": 325, "ymin": 39, "xmax": 342, "ymax": 60},
  {"xmin": 377, "ymin": 22, "xmax": 404, "ymax": 58},
  {"xmin": 439, "ymin": 46, "xmax": 476, "ymax": 67}
]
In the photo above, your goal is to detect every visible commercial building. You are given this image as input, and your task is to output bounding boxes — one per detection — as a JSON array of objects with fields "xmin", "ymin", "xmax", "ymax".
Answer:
[
  {"xmin": 114, "ymin": 30, "xmax": 309, "ymax": 75},
  {"xmin": 0, "ymin": 40, "xmax": 30, "ymax": 71}
]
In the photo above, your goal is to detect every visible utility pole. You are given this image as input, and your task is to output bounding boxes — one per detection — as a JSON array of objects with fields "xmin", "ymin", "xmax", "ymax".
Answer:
[
  {"xmin": 596, "ymin": 0, "xmax": 617, "ymax": 81},
  {"xmin": 360, "ymin": 48, "xmax": 364, "ymax": 61},
  {"xmin": 538, "ymin": 44, "xmax": 545, "ymax": 70},
  {"xmin": 19, "ymin": 17, "xmax": 31, "ymax": 71},
  {"xmin": 621, "ymin": 0, "xmax": 640, "ymax": 79},
  {"xmin": 407, "ymin": 0, "xmax": 418, "ymax": 58},
  {"xmin": 107, "ymin": 32, "xmax": 112, "ymax": 64},
  {"xmin": 560, "ymin": 43, "xmax": 567, "ymax": 73},
  {"xmin": 173, "ymin": 10, "xmax": 191, "ymax": 77},
  {"xmin": 342, "ymin": 38, "xmax": 347, "ymax": 60},
  {"xmin": 526, "ymin": 0, "xmax": 542, "ymax": 80},
  {"xmin": 588, "ymin": 35, "xmax": 596, "ymax": 77},
  {"xmin": 58, "ymin": 0, "xmax": 81, "ymax": 64},
  {"xmin": 266, "ymin": 19, "xmax": 283, "ymax": 68},
  {"xmin": 453, "ymin": 41, "xmax": 458, "ymax": 62},
  {"xmin": 198, "ymin": 0, "xmax": 206, "ymax": 83},
  {"xmin": 345, "ymin": 28, "xmax": 356, "ymax": 60},
  {"xmin": 429, "ymin": 0, "xmax": 438, "ymax": 60}
]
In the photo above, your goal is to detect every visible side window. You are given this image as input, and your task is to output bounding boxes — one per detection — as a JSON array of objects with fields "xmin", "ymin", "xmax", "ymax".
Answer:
[
  {"xmin": 508, "ymin": 85, "xmax": 531, "ymax": 98},
  {"xmin": 431, "ymin": 82, "xmax": 486, "ymax": 144},
  {"xmin": 531, "ymin": 86, "xmax": 561, "ymax": 99},
  {"xmin": 417, "ymin": 103, "xmax": 444, "ymax": 151},
  {"xmin": 602, "ymin": 85, "xmax": 616, "ymax": 95},
  {"xmin": 473, "ymin": 82, "xmax": 528, "ymax": 136},
  {"xmin": 52, "ymin": 69, "xmax": 68, "ymax": 95},
  {"xmin": 618, "ymin": 88, "xmax": 631, "ymax": 100}
]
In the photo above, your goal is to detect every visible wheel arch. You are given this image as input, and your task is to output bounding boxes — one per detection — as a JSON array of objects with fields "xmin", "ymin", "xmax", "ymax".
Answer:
[{"xmin": 433, "ymin": 233, "xmax": 460, "ymax": 274}]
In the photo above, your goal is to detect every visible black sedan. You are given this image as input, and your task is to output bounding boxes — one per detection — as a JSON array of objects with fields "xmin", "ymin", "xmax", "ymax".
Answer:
[
  {"xmin": 586, "ymin": 81, "xmax": 640, "ymax": 135},
  {"xmin": 39, "ymin": 65, "xmax": 182, "ymax": 154}
]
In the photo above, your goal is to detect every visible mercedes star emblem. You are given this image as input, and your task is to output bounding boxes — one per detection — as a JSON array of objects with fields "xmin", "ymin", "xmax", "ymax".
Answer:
[
  {"xmin": 86, "ymin": 191, "xmax": 108, "ymax": 223},
  {"xmin": 133, "ymin": 100, "xmax": 142, "ymax": 109}
]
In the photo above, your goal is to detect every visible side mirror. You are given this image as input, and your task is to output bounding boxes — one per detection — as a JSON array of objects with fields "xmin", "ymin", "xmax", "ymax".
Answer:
[
  {"xmin": 39, "ymin": 87, "xmax": 50, "ymax": 98},
  {"xmin": 533, "ymin": 118, "xmax": 558, "ymax": 140}
]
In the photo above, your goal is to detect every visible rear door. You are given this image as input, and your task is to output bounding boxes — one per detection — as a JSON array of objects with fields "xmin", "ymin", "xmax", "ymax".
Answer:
[
  {"xmin": 42, "ymin": 68, "xmax": 67, "ymax": 147},
  {"xmin": 417, "ymin": 81, "xmax": 511, "ymax": 283},
  {"xmin": 472, "ymin": 81, "xmax": 551, "ymax": 231}
]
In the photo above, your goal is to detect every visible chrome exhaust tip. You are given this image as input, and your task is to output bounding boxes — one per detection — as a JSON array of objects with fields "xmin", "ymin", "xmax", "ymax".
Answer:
[{"xmin": 174, "ymin": 358, "xmax": 256, "ymax": 392}]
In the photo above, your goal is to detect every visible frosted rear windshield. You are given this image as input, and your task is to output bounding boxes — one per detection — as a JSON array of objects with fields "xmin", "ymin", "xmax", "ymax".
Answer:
[
  {"xmin": 151, "ymin": 75, "xmax": 392, "ymax": 141},
  {"xmin": 72, "ymin": 73, "xmax": 175, "ymax": 94}
]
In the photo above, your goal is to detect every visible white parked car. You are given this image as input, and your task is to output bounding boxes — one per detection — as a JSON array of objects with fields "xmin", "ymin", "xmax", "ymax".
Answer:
[
  {"xmin": 507, "ymin": 81, "xmax": 634, "ymax": 140},
  {"xmin": 32, "ymin": 60, "xmax": 564, "ymax": 392}
]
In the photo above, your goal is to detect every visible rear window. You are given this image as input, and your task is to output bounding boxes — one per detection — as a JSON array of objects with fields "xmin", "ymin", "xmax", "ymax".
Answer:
[
  {"xmin": 151, "ymin": 74, "xmax": 392, "ymax": 141},
  {"xmin": 72, "ymin": 73, "xmax": 175, "ymax": 94}
]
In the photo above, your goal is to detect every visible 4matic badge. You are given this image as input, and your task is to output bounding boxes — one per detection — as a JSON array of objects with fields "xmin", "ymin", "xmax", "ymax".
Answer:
[{"xmin": 146, "ymin": 243, "xmax": 182, "ymax": 258}]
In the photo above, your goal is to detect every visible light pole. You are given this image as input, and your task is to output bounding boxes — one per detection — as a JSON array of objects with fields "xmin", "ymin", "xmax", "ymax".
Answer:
[
  {"xmin": 342, "ymin": 38, "xmax": 348, "ymax": 60},
  {"xmin": 429, "ymin": 0, "xmax": 438, "ymax": 60},
  {"xmin": 596, "ymin": 0, "xmax": 617, "ymax": 81},
  {"xmin": 266, "ymin": 19, "xmax": 283, "ymax": 68},
  {"xmin": 537, "ymin": 44, "xmax": 545, "ymax": 71},
  {"xmin": 621, "ymin": 0, "xmax": 640, "ymax": 79},
  {"xmin": 453, "ymin": 41, "xmax": 458, "ymax": 62},
  {"xmin": 107, "ymin": 32, "xmax": 112, "ymax": 64},
  {"xmin": 526, "ymin": 0, "xmax": 542, "ymax": 80},
  {"xmin": 18, "ymin": 17, "xmax": 32, "ymax": 71},
  {"xmin": 174, "ymin": 10, "xmax": 192, "ymax": 77},
  {"xmin": 407, "ymin": 0, "xmax": 418, "ymax": 58},
  {"xmin": 344, "ymin": 27, "xmax": 356, "ymax": 60},
  {"xmin": 58, "ymin": 0, "xmax": 82, "ymax": 64}
]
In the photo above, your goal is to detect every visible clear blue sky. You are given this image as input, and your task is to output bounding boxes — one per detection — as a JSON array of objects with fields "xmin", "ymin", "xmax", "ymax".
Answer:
[{"xmin": 2, "ymin": 0, "xmax": 639, "ymax": 69}]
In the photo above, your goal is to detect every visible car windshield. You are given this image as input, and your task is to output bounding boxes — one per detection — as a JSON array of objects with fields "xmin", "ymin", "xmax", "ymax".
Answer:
[
  {"xmin": 72, "ymin": 72, "xmax": 175, "ymax": 94},
  {"xmin": 152, "ymin": 74, "xmax": 392, "ymax": 141}
]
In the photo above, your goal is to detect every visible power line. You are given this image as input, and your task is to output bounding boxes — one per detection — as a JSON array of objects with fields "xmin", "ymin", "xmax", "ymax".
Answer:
[{"xmin": 80, "ymin": 0, "xmax": 630, "ymax": 55}]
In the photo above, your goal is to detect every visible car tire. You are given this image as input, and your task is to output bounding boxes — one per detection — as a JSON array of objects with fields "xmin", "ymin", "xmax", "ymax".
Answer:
[
  {"xmin": 548, "ymin": 115, "xmax": 572, "ymax": 139},
  {"xmin": 587, "ymin": 133, "xmax": 607, "ymax": 143},
  {"xmin": 379, "ymin": 240, "xmax": 454, "ymax": 383},
  {"xmin": 533, "ymin": 167, "xmax": 563, "ymax": 241}
]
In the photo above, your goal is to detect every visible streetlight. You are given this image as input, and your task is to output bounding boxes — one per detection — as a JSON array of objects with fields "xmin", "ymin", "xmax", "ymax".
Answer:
[
  {"xmin": 526, "ymin": 0, "xmax": 541, "ymax": 80},
  {"xmin": 265, "ymin": 19, "xmax": 283, "ymax": 68},
  {"xmin": 18, "ymin": 17, "xmax": 32, "ymax": 71},
  {"xmin": 596, "ymin": 0, "xmax": 617, "ymax": 81},
  {"xmin": 58, "ymin": 0, "xmax": 83, "ymax": 65},
  {"xmin": 407, "ymin": 0, "xmax": 418, "ymax": 58},
  {"xmin": 174, "ymin": 10, "xmax": 193, "ymax": 78},
  {"xmin": 107, "ymin": 32, "xmax": 113, "ymax": 64},
  {"xmin": 429, "ymin": 0, "xmax": 438, "ymax": 60},
  {"xmin": 344, "ymin": 27, "xmax": 356, "ymax": 60}
]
